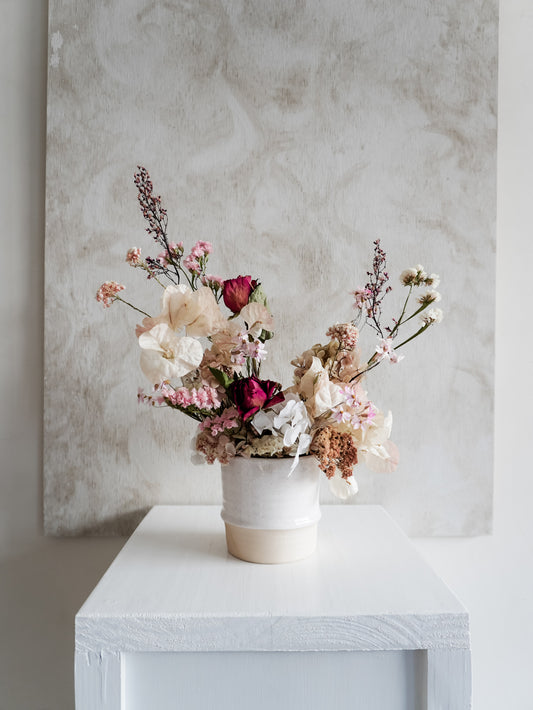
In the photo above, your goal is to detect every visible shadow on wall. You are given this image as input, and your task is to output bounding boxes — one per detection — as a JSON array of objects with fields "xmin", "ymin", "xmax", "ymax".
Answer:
[
  {"xmin": 48, "ymin": 508, "xmax": 152, "ymax": 537},
  {"xmin": 0, "ymin": 537, "xmax": 124, "ymax": 709}
]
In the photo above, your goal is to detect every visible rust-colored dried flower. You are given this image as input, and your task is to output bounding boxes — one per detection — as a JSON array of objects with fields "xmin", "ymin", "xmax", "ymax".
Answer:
[{"xmin": 311, "ymin": 426, "xmax": 358, "ymax": 480}]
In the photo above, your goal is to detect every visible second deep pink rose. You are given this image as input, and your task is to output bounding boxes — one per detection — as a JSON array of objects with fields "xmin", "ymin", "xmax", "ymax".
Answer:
[
  {"xmin": 228, "ymin": 375, "xmax": 284, "ymax": 421},
  {"xmin": 222, "ymin": 275, "xmax": 258, "ymax": 313}
]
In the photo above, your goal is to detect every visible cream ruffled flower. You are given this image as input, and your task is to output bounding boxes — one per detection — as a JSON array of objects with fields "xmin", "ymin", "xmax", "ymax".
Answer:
[
  {"xmin": 239, "ymin": 302, "xmax": 274, "ymax": 339},
  {"xmin": 161, "ymin": 285, "xmax": 226, "ymax": 336},
  {"xmin": 135, "ymin": 285, "xmax": 226, "ymax": 338},
  {"xmin": 297, "ymin": 357, "xmax": 345, "ymax": 418},
  {"xmin": 139, "ymin": 323, "xmax": 203, "ymax": 384}
]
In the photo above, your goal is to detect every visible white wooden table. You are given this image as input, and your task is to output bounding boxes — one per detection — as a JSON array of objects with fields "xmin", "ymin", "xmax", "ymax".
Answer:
[{"xmin": 75, "ymin": 505, "xmax": 471, "ymax": 710}]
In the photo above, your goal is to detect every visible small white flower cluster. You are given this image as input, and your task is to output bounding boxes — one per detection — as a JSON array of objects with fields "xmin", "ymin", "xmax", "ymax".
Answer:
[
  {"xmin": 417, "ymin": 288, "xmax": 442, "ymax": 306},
  {"xmin": 400, "ymin": 264, "xmax": 440, "ymax": 288},
  {"xmin": 398, "ymin": 265, "xmax": 443, "ymax": 328},
  {"xmin": 420, "ymin": 308, "xmax": 444, "ymax": 325},
  {"xmin": 251, "ymin": 395, "xmax": 312, "ymax": 471}
]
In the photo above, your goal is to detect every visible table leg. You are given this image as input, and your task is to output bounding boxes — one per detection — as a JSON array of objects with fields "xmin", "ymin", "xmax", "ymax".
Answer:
[
  {"xmin": 75, "ymin": 650, "xmax": 122, "ymax": 710},
  {"xmin": 427, "ymin": 648, "xmax": 472, "ymax": 710}
]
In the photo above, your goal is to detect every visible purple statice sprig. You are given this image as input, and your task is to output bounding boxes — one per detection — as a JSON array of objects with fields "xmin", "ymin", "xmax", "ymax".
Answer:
[
  {"xmin": 349, "ymin": 248, "xmax": 443, "ymax": 381},
  {"xmin": 363, "ymin": 239, "xmax": 392, "ymax": 337},
  {"xmin": 133, "ymin": 167, "xmax": 220, "ymax": 294},
  {"xmin": 134, "ymin": 166, "xmax": 182, "ymax": 284},
  {"xmin": 145, "ymin": 243, "xmax": 184, "ymax": 286}
]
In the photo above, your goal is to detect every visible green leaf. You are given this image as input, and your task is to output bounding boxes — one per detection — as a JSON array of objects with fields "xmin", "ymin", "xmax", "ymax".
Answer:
[
  {"xmin": 209, "ymin": 367, "xmax": 234, "ymax": 390},
  {"xmin": 260, "ymin": 329, "xmax": 274, "ymax": 341},
  {"xmin": 249, "ymin": 284, "xmax": 268, "ymax": 307}
]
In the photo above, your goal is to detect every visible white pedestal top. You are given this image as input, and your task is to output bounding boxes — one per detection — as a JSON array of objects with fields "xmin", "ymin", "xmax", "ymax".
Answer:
[{"xmin": 76, "ymin": 505, "xmax": 469, "ymax": 654}]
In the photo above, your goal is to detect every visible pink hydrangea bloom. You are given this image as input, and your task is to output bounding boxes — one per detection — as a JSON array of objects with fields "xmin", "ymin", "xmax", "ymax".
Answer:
[
  {"xmin": 96, "ymin": 281, "xmax": 125, "ymax": 307},
  {"xmin": 199, "ymin": 407, "xmax": 241, "ymax": 436},
  {"xmin": 195, "ymin": 430, "xmax": 236, "ymax": 465}
]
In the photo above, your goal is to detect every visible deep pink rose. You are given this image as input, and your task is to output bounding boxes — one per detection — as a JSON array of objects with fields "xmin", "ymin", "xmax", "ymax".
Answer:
[
  {"xmin": 222, "ymin": 275, "xmax": 258, "ymax": 314},
  {"xmin": 228, "ymin": 376, "xmax": 284, "ymax": 421}
]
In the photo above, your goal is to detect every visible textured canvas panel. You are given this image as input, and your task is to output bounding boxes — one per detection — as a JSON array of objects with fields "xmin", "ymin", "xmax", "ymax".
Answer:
[{"xmin": 44, "ymin": 0, "xmax": 497, "ymax": 536}]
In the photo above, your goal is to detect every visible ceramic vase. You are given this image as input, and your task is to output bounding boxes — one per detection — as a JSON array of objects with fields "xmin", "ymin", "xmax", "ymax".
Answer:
[{"xmin": 220, "ymin": 455, "xmax": 321, "ymax": 564}]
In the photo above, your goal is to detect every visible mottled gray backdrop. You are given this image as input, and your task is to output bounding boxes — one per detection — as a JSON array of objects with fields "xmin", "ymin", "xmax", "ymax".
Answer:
[{"xmin": 44, "ymin": 0, "xmax": 497, "ymax": 536}]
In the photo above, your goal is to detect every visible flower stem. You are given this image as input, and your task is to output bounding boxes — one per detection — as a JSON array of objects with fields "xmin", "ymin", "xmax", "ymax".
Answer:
[
  {"xmin": 114, "ymin": 296, "xmax": 151, "ymax": 318},
  {"xmin": 395, "ymin": 300, "xmax": 432, "ymax": 327},
  {"xmin": 141, "ymin": 264, "xmax": 166, "ymax": 288},
  {"xmin": 389, "ymin": 285, "xmax": 413, "ymax": 337},
  {"xmin": 394, "ymin": 323, "xmax": 430, "ymax": 350},
  {"xmin": 349, "ymin": 358, "xmax": 381, "ymax": 383}
]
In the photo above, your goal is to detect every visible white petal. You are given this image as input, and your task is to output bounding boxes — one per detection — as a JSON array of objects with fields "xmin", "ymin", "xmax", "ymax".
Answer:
[
  {"xmin": 164, "ymin": 285, "xmax": 192, "ymax": 330},
  {"xmin": 311, "ymin": 381, "xmax": 344, "ymax": 416},
  {"xmin": 297, "ymin": 433, "xmax": 312, "ymax": 454},
  {"xmin": 289, "ymin": 452, "xmax": 300, "ymax": 474},
  {"xmin": 360, "ymin": 440, "xmax": 399, "ymax": 473},
  {"xmin": 283, "ymin": 427, "xmax": 298, "ymax": 447},
  {"xmin": 139, "ymin": 332, "xmax": 203, "ymax": 384},
  {"xmin": 328, "ymin": 473, "xmax": 359, "ymax": 499},
  {"xmin": 140, "ymin": 349, "xmax": 175, "ymax": 384},
  {"xmin": 138, "ymin": 326, "xmax": 165, "ymax": 352},
  {"xmin": 251, "ymin": 410, "xmax": 275, "ymax": 435},
  {"xmin": 172, "ymin": 336, "xmax": 204, "ymax": 375},
  {"xmin": 185, "ymin": 288, "xmax": 226, "ymax": 337},
  {"xmin": 383, "ymin": 410, "xmax": 393, "ymax": 438}
]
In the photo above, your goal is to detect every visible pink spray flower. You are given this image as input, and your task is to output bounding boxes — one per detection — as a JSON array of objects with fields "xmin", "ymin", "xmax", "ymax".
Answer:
[
  {"xmin": 96, "ymin": 281, "xmax": 125, "ymax": 308},
  {"xmin": 126, "ymin": 248, "xmax": 142, "ymax": 265},
  {"xmin": 201, "ymin": 274, "xmax": 225, "ymax": 290},
  {"xmin": 190, "ymin": 240, "xmax": 212, "ymax": 258},
  {"xmin": 352, "ymin": 287, "xmax": 373, "ymax": 313},
  {"xmin": 183, "ymin": 253, "xmax": 201, "ymax": 274}
]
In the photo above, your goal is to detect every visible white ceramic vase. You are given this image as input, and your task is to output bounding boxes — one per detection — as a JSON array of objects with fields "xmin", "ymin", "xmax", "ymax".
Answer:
[{"xmin": 220, "ymin": 455, "xmax": 321, "ymax": 564}]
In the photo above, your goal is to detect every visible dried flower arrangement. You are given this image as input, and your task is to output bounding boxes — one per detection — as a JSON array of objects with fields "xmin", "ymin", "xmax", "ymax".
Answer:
[{"xmin": 97, "ymin": 167, "xmax": 442, "ymax": 498}]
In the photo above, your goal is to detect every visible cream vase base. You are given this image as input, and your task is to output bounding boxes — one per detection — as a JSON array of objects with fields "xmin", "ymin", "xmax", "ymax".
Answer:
[{"xmin": 224, "ymin": 522, "xmax": 318, "ymax": 564}]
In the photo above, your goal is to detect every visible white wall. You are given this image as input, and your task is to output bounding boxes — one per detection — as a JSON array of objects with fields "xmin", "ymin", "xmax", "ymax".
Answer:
[
  {"xmin": 0, "ymin": 5, "xmax": 125, "ymax": 709},
  {"xmin": 413, "ymin": 3, "xmax": 533, "ymax": 706},
  {"xmin": 43, "ymin": 0, "xmax": 496, "ymax": 541},
  {"xmin": 0, "ymin": 1, "xmax": 531, "ymax": 708}
]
